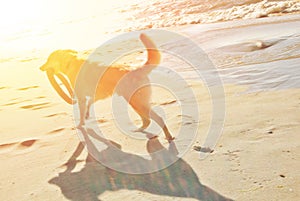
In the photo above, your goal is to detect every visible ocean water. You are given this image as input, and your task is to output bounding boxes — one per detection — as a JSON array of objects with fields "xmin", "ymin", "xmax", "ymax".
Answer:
[
  {"xmin": 1, "ymin": 0, "xmax": 299, "ymax": 59},
  {"xmin": 119, "ymin": 0, "xmax": 300, "ymax": 31},
  {"xmin": 169, "ymin": 15, "xmax": 300, "ymax": 91},
  {"xmin": 1, "ymin": 0, "xmax": 299, "ymax": 91}
]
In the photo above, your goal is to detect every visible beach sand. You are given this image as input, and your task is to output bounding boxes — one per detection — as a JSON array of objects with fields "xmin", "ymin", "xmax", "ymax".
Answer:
[{"xmin": 1, "ymin": 1, "xmax": 300, "ymax": 200}]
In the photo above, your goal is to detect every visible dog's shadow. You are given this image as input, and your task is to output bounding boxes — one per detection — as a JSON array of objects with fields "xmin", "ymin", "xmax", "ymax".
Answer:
[{"xmin": 49, "ymin": 127, "xmax": 233, "ymax": 201}]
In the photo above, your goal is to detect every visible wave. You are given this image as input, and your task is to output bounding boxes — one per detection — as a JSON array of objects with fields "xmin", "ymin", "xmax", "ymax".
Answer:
[{"xmin": 118, "ymin": 0, "xmax": 300, "ymax": 31}]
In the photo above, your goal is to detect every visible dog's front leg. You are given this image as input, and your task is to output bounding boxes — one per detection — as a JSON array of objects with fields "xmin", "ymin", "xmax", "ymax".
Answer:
[
  {"xmin": 77, "ymin": 98, "xmax": 87, "ymax": 127},
  {"xmin": 85, "ymin": 98, "xmax": 93, "ymax": 119}
]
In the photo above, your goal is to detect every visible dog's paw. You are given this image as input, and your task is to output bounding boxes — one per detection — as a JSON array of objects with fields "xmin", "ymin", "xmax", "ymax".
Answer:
[
  {"xmin": 76, "ymin": 122, "xmax": 85, "ymax": 129},
  {"xmin": 166, "ymin": 136, "xmax": 175, "ymax": 143}
]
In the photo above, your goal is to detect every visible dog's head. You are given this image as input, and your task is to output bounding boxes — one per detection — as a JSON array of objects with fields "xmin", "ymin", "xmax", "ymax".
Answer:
[{"xmin": 40, "ymin": 49, "xmax": 78, "ymax": 75}]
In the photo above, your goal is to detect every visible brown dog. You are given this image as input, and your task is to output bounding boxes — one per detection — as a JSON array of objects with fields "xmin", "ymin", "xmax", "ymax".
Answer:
[{"xmin": 40, "ymin": 33, "xmax": 174, "ymax": 141}]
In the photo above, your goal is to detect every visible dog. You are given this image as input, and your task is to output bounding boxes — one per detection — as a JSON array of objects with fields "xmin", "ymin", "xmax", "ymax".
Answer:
[{"xmin": 40, "ymin": 33, "xmax": 174, "ymax": 141}]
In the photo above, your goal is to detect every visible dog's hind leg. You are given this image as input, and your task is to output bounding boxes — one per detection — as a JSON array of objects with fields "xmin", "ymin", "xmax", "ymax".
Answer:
[
  {"xmin": 126, "ymin": 86, "xmax": 174, "ymax": 141},
  {"xmin": 149, "ymin": 109, "xmax": 174, "ymax": 142},
  {"xmin": 130, "ymin": 101, "xmax": 174, "ymax": 141},
  {"xmin": 140, "ymin": 116, "xmax": 151, "ymax": 130},
  {"xmin": 126, "ymin": 86, "xmax": 152, "ymax": 132},
  {"xmin": 134, "ymin": 113, "xmax": 151, "ymax": 132}
]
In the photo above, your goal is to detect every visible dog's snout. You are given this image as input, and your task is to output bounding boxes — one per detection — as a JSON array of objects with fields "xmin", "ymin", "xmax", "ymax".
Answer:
[
  {"xmin": 40, "ymin": 64, "xmax": 46, "ymax": 71},
  {"xmin": 40, "ymin": 64, "xmax": 51, "ymax": 72}
]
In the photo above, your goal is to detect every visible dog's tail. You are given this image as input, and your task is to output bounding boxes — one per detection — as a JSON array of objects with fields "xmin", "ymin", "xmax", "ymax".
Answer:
[{"xmin": 140, "ymin": 33, "xmax": 161, "ymax": 72}]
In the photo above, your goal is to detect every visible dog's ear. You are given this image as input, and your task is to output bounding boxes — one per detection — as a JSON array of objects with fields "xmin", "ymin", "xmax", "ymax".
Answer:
[
  {"xmin": 40, "ymin": 63, "xmax": 48, "ymax": 71},
  {"xmin": 59, "ymin": 50, "xmax": 78, "ymax": 64},
  {"xmin": 64, "ymin": 50, "xmax": 78, "ymax": 56},
  {"xmin": 60, "ymin": 50, "xmax": 78, "ymax": 72}
]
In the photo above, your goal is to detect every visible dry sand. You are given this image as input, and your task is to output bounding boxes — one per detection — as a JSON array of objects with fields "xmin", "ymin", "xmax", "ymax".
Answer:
[{"xmin": 1, "ymin": 10, "xmax": 300, "ymax": 201}]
